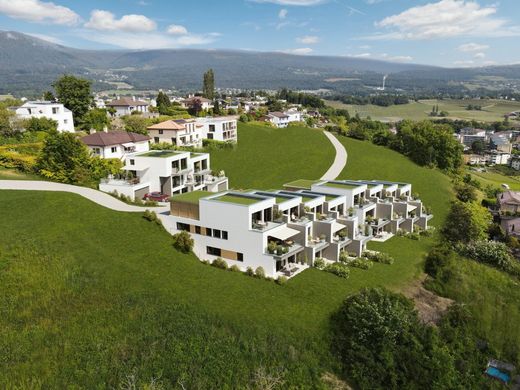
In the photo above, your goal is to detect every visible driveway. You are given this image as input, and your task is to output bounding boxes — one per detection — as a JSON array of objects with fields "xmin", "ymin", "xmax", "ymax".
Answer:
[
  {"xmin": 321, "ymin": 131, "xmax": 347, "ymax": 180},
  {"xmin": 0, "ymin": 180, "xmax": 170, "ymax": 213}
]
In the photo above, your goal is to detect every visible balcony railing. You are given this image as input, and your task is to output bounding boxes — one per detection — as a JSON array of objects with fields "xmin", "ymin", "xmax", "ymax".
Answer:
[{"xmin": 100, "ymin": 177, "xmax": 141, "ymax": 186}]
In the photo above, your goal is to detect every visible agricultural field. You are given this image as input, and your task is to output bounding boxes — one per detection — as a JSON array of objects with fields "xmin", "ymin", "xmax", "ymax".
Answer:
[
  {"xmin": 0, "ymin": 133, "xmax": 453, "ymax": 388},
  {"xmin": 210, "ymin": 123, "xmax": 335, "ymax": 189},
  {"xmin": 325, "ymin": 98, "xmax": 520, "ymax": 123}
]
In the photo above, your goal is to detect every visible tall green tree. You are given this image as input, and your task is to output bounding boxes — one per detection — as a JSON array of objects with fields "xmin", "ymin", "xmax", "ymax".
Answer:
[
  {"xmin": 43, "ymin": 91, "xmax": 55, "ymax": 101},
  {"xmin": 81, "ymin": 108, "xmax": 110, "ymax": 132},
  {"xmin": 53, "ymin": 75, "xmax": 93, "ymax": 125},
  {"xmin": 24, "ymin": 117, "xmax": 58, "ymax": 133},
  {"xmin": 202, "ymin": 69, "xmax": 215, "ymax": 100},
  {"xmin": 442, "ymin": 201, "xmax": 491, "ymax": 244}
]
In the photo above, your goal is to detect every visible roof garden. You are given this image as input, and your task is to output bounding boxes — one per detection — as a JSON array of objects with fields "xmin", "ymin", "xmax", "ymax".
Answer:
[
  {"xmin": 322, "ymin": 181, "xmax": 361, "ymax": 190},
  {"xmin": 283, "ymin": 179, "xmax": 320, "ymax": 190},
  {"xmin": 171, "ymin": 190, "xmax": 214, "ymax": 205},
  {"xmin": 140, "ymin": 150, "xmax": 180, "ymax": 158},
  {"xmin": 213, "ymin": 194, "xmax": 263, "ymax": 205}
]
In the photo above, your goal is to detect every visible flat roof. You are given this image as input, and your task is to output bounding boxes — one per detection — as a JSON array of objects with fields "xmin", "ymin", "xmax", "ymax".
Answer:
[
  {"xmin": 322, "ymin": 181, "xmax": 361, "ymax": 190},
  {"xmin": 283, "ymin": 179, "xmax": 320, "ymax": 189},
  {"xmin": 140, "ymin": 150, "xmax": 180, "ymax": 158},
  {"xmin": 213, "ymin": 194, "xmax": 262, "ymax": 205},
  {"xmin": 171, "ymin": 190, "xmax": 213, "ymax": 205}
]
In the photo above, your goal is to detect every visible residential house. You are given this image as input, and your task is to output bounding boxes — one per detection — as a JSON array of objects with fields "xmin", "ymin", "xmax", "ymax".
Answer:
[
  {"xmin": 167, "ymin": 178, "xmax": 432, "ymax": 278},
  {"xmin": 490, "ymin": 134, "xmax": 513, "ymax": 153},
  {"xmin": 196, "ymin": 116, "xmax": 238, "ymax": 142},
  {"xmin": 261, "ymin": 112, "xmax": 290, "ymax": 128},
  {"xmin": 81, "ymin": 131, "xmax": 150, "ymax": 160},
  {"xmin": 147, "ymin": 119, "xmax": 204, "ymax": 148},
  {"xmin": 99, "ymin": 150, "xmax": 228, "ymax": 200},
  {"xmin": 497, "ymin": 191, "xmax": 520, "ymax": 237},
  {"xmin": 511, "ymin": 155, "xmax": 520, "ymax": 171},
  {"xmin": 457, "ymin": 128, "xmax": 487, "ymax": 149},
  {"xmin": 106, "ymin": 97, "xmax": 148, "ymax": 117},
  {"xmin": 484, "ymin": 150, "xmax": 511, "ymax": 165},
  {"xmin": 181, "ymin": 96, "xmax": 214, "ymax": 111},
  {"xmin": 15, "ymin": 101, "xmax": 74, "ymax": 132}
]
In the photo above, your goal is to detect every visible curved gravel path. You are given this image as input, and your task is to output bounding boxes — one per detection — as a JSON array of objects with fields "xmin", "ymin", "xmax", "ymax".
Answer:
[
  {"xmin": 0, "ymin": 180, "xmax": 170, "ymax": 213},
  {"xmin": 320, "ymin": 131, "xmax": 347, "ymax": 180}
]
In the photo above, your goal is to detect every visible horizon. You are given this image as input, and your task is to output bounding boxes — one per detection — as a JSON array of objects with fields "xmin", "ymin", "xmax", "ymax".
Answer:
[{"xmin": 0, "ymin": 0, "xmax": 519, "ymax": 68}]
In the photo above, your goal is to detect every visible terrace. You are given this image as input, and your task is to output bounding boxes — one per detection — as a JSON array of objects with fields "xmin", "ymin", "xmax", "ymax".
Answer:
[
  {"xmin": 283, "ymin": 179, "xmax": 320, "ymax": 190},
  {"xmin": 140, "ymin": 150, "xmax": 180, "ymax": 158},
  {"xmin": 213, "ymin": 193, "xmax": 262, "ymax": 205},
  {"xmin": 322, "ymin": 181, "xmax": 361, "ymax": 190},
  {"xmin": 171, "ymin": 190, "xmax": 214, "ymax": 205}
]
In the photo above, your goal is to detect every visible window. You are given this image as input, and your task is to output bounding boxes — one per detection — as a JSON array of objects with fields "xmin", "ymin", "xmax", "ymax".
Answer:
[
  {"xmin": 176, "ymin": 222, "xmax": 190, "ymax": 231},
  {"xmin": 130, "ymin": 159, "xmax": 135, "ymax": 166},
  {"xmin": 154, "ymin": 137, "xmax": 159, "ymax": 144},
  {"xmin": 64, "ymin": 119, "xmax": 68, "ymax": 124},
  {"xmin": 222, "ymin": 231, "xmax": 228, "ymax": 240},
  {"xmin": 172, "ymin": 138, "xmax": 176, "ymax": 144},
  {"xmin": 52, "ymin": 107, "xmax": 59, "ymax": 114},
  {"xmin": 93, "ymin": 147, "xmax": 101, "ymax": 155},
  {"xmin": 111, "ymin": 147, "xmax": 117, "ymax": 153},
  {"xmin": 195, "ymin": 226, "xmax": 201, "ymax": 234},
  {"xmin": 159, "ymin": 129, "xmax": 163, "ymax": 135},
  {"xmin": 237, "ymin": 252, "xmax": 244, "ymax": 262},
  {"xmin": 213, "ymin": 229, "xmax": 221, "ymax": 239},
  {"xmin": 207, "ymin": 246, "xmax": 221, "ymax": 256},
  {"xmin": 205, "ymin": 228, "xmax": 212, "ymax": 237},
  {"xmin": 209, "ymin": 124, "xmax": 215, "ymax": 132}
]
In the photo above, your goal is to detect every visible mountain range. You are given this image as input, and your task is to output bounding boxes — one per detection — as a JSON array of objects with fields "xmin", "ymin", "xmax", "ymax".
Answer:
[{"xmin": 1, "ymin": 31, "xmax": 519, "ymax": 96}]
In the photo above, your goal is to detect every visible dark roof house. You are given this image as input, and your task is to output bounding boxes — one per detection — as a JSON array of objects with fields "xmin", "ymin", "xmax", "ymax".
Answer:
[{"xmin": 81, "ymin": 131, "xmax": 150, "ymax": 147}]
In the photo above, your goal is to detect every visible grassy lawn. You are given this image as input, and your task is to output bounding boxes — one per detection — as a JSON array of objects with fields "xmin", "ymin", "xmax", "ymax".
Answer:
[
  {"xmin": 0, "ymin": 168, "xmax": 41, "ymax": 181},
  {"xmin": 210, "ymin": 123, "xmax": 334, "ymax": 189},
  {"xmin": 325, "ymin": 98, "xmax": 520, "ymax": 123},
  {"xmin": 467, "ymin": 167, "xmax": 520, "ymax": 191}
]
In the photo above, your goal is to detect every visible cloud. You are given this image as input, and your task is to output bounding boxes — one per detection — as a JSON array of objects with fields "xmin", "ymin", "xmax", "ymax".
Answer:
[
  {"xmin": 371, "ymin": 0, "xmax": 520, "ymax": 40},
  {"xmin": 278, "ymin": 8, "xmax": 288, "ymax": 19},
  {"xmin": 350, "ymin": 52, "xmax": 413, "ymax": 62},
  {"xmin": 251, "ymin": 0, "xmax": 325, "ymax": 5},
  {"xmin": 85, "ymin": 9, "xmax": 156, "ymax": 33},
  {"xmin": 458, "ymin": 42, "xmax": 489, "ymax": 52},
  {"xmin": 474, "ymin": 52, "xmax": 485, "ymax": 59},
  {"xmin": 296, "ymin": 35, "xmax": 319, "ymax": 44},
  {"xmin": 167, "ymin": 24, "xmax": 188, "ymax": 35},
  {"xmin": 0, "ymin": 0, "xmax": 80, "ymax": 25},
  {"xmin": 281, "ymin": 47, "xmax": 313, "ymax": 55}
]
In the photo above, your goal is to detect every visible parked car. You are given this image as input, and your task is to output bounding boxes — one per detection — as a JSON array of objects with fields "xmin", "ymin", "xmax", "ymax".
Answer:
[{"xmin": 143, "ymin": 192, "xmax": 170, "ymax": 202}]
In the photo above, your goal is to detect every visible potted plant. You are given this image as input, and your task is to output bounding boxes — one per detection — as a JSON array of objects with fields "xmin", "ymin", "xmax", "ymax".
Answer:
[
  {"xmin": 276, "ymin": 245, "xmax": 284, "ymax": 255},
  {"xmin": 267, "ymin": 241, "xmax": 277, "ymax": 254},
  {"xmin": 338, "ymin": 229, "xmax": 347, "ymax": 240},
  {"xmin": 319, "ymin": 233, "xmax": 326, "ymax": 241},
  {"xmin": 348, "ymin": 207, "xmax": 354, "ymax": 217}
]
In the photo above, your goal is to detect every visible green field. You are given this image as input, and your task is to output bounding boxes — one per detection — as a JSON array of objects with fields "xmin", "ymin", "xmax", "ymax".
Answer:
[
  {"xmin": 0, "ymin": 168, "xmax": 41, "ymax": 181},
  {"xmin": 326, "ymin": 98, "xmax": 520, "ymax": 123},
  {"xmin": 0, "ymin": 134, "xmax": 454, "ymax": 387},
  {"xmin": 210, "ymin": 123, "xmax": 334, "ymax": 189},
  {"xmin": 467, "ymin": 167, "xmax": 520, "ymax": 191}
]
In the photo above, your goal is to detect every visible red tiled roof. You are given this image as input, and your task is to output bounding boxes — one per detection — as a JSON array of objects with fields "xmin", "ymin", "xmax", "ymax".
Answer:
[
  {"xmin": 81, "ymin": 131, "xmax": 150, "ymax": 147},
  {"xmin": 107, "ymin": 97, "xmax": 148, "ymax": 107}
]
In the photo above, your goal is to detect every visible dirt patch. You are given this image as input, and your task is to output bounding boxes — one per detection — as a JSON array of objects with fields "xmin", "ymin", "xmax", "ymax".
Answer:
[
  {"xmin": 321, "ymin": 372, "xmax": 352, "ymax": 390},
  {"xmin": 402, "ymin": 276, "xmax": 454, "ymax": 326}
]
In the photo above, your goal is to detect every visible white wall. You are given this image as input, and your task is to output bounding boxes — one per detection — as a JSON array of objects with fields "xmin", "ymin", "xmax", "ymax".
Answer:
[{"xmin": 16, "ymin": 102, "xmax": 74, "ymax": 132}]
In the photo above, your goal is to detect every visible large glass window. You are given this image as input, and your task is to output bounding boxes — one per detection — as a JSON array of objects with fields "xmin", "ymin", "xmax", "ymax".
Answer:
[{"xmin": 207, "ymin": 246, "xmax": 221, "ymax": 256}]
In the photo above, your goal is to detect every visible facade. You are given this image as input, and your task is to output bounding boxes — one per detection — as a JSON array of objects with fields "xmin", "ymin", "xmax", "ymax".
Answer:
[
  {"xmin": 168, "ymin": 179, "xmax": 432, "ymax": 278},
  {"xmin": 511, "ymin": 155, "xmax": 520, "ymax": 171},
  {"xmin": 181, "ymin": 96, "xmax": 214, "ymax": 111},
  {"xmin": 15, "ymin": 101, "xmax": 74, "ymax": 132},
  {"xmin": 485, "ymin": 151, "xmax": 511, "ymax": 165},
  {"xmin": 106, "ymin": 97, "xmax": 148, "ymax": 117},
  {"xmin": 262, "ymin": 112, "xmax": 290, "ymax": 128},
  {"xmin": 99, "ymin": 150, "xmax": 228, "ymax": 200},
  {"xmin": 147, "ymin": 119, "xmax": 204, "ymax": 147},
  {"xmin": 196, "ymin": 116, "xmax": 238, "ymax": 142},
  {"xmin": 81, "ymin": 131, "xmax": 150, "ymax": 160},
  {"xmin": 497, "ymin": 191, "xmax": 520, "ymax": 237},
  {"xmin": 490, "ymin": 134, "xmax": 513, "ymax": 153}
]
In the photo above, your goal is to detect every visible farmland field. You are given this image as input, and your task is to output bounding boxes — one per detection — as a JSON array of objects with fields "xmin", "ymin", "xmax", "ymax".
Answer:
[{"xmin": 325, "ymin": 98, "xmax": 520, "ymax": 123}]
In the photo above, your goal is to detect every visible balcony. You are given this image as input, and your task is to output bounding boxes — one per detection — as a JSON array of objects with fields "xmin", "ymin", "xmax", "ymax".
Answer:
[
  {"xmin": 100, "ymin": 177, "xmax": 141, "ymax": 186},
  {"xmin": 267, "ymin": 242, "xmax": 304, "ymax": 259}
]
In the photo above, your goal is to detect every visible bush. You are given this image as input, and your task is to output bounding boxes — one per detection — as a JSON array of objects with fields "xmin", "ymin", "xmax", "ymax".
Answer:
[
  {"xmin": 324, "ymin": 262, "xmax": 350, "ymax": 279},
  {"xmin": 276, "ymin": 276, "xmax": 288, "ymax": 285},
  {"xmin": 363, "ymin": 251, "xmax": 394, "ymax": 265},
  {"xmin": 229, "ymin": 264, "xmax": 241, "ymax": 272},
  {"xmin": 255, "ymin": 266, "xmax": 266, "ymax": 279},
  {"xmin": 211, "ymin": 257, "xmax": 228, "ymax": 270},
  {"xmin": 347, "ymin": 258, "xmax": 373, "ymax": 270},
  {"xmin": 142, "ymin": 210, "xmax": 162, "ymax": 226},
  {"xmin": 202, "ymin": 139, "xmax": 236, "ymax": 150},
  {"xmin": 339, "ymin": 251, "xmax": 349, "ymax": 262},
  {"xmin": 314, "ymin": 257, "xmax": 325, "ymax": 270},
  {"xmin": 172, "ymin": 231, "xmax": 194, "ymax": 253},
  {"xmin": 246, "ymin": 267, "xmax": 255, "ymax": 276},
  {"xmin": 461, "ymin": 240, "xmax": 519, "ymax": 275},
  {"xmin": 424, "ymin": 247, "xmax": 453, "ymax": 278}
]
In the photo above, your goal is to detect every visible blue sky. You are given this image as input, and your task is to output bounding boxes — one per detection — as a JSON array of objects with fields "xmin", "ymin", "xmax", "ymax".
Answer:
[{"xmin": 1, "ymin": 0, "xmax": 519, "ymax": 67}]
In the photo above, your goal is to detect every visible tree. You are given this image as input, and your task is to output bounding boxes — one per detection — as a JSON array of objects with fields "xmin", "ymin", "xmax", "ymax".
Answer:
[
  {"xmin": 454, "ymin": 183, "xmax": 477, "ymax": 203},
  {"xmin": 43, "ymin": 91, "xmax": 55, "ymax": 101},
  {"xmin": 53, "ymin": 75, "xmax": 93, "ymax": 125},
  {"xmin": 442, "ymin": 201, "xmax": 491, "ymax": 244},
  {"xmin": 122, "ymin": 115, "xmax": 149, "ymax": 135},
  {"xmin": 156, "ymin": 91, "xmax": 171, "ymax": 115},
  {"xmin": 24, "ymin": 117, "xmax": 58, "ymax": 133},
  {"xmin": 202, "ymin": 69, "xmax": 215, "ymax": 100},
  {"xmin": 188, "ymin": 98, "xmax": 203, "ymax": 116},
  {"xmin": 471, "ymin": 139, "xmax": 485, "ymax": 154},
  {"xmin": 81, "ymin": 108, "xmax": 110, "ymax": 132}
]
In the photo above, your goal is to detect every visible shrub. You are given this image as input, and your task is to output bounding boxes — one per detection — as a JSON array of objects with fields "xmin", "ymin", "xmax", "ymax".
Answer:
[
  {"xmin": 339, "ymin": 251, "xmax": 349, "ymax": 262},
  {"xmin": 347, "ymin": 258, "xmax": 373, "ymax": 270},
  {"xmin": 314, "ymin": 257, "xmax": 325, "ymax": 270},
  {"xmin": 229, "ymin": 264, "xmax": 241, "ymax": 272},
  {"xmin": 255, "ymin": 266, "xmax": 266, "ymax": 279},
  {"xmin": 211, "ymin": 257, "xmax": 228, "ymax": 270},
  {"xmin": 267, "ymin": 241, "xmax": 277, "ymax": 254},
  {"xmin": 276, "ymin": 276, "xmax": 288, "ymax": 285},
  {"xmin": 461, "ymin": 240, "xmax": 518, "ymax": 275},
  {"xmin": 172, "ymin": 231, "xmax": 194, "ymax": 253},
  {"xmin": 324, "ymin": 262, "xmax": 350, "ymax": 279},
  {"xmin": 424, "ymin": 247, "xmax": 453, "ymax": 278},
  {"xmin": 363, "ymin": 251, "xmax": 394, "ymax": 265},
  {"xmin": 246, "ymin": 267, "xmax": 255, "ymax": 276},
  {"xmin": 142, "ymin": 210, "xmax": 162, "ymax": 226}
]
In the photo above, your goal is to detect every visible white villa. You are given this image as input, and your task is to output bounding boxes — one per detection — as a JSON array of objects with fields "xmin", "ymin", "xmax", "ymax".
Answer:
[
  {"xmin": 261, "ymin": 110, "xmax": 304, "ymax": 128},
  {"xmin": 15, "ymin": 101, "xmax": 74, "ymax": 132},
  {"xmin": 106, "ymin": 97, "xmax": 148, "ymax": 117},
  {"xmin": 196, "ymin": 116, "xmax": 238, "ymax": 142},
  {"xmin": 81, "ymin": 131, "xmax": 150, "ymax": 160},
  {"xmin": 167, "ymin": 178, "xmax": 432, "ymax": 278},
  {"xmin": 99, "ymin": 149, "xmax": 228, "ymax": 200}
]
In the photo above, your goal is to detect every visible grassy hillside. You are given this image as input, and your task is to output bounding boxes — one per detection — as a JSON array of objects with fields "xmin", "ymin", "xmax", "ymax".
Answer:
[
  {"xmin": 326, "ymin": 98, "xmax": 520, "ymax": 123},
  {"xmin": 210, "ymin": 123, "xmax": 334, "ymax": 189},
  {"xmin": 467, "ymin": 167, "xmax": 520, "ymax": 191}
]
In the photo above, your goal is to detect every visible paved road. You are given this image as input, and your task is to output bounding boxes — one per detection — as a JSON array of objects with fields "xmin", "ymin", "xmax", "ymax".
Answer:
[
  {"xmin": 320, "ymin": 131, "xmax": 348, "ymax": 180},
  {"xmin": 0, "ymin": 180, "xmax": 170, "ymax": 213}
]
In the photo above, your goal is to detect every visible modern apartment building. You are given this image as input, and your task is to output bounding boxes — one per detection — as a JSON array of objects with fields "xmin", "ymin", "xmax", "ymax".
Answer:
[
  {"xmin": 99, "ymin": 150, "xmax": 228, "ymax": 200},
  {"xmin": 167, "ymin": 179, "xmax": 433, "ymax": 278},
  {"xmin": 196, "ymin": 116, "xmax": 238, "ymax": 142}
]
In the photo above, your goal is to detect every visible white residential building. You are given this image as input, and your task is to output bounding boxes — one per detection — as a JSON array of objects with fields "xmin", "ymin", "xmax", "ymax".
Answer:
[
  {"xmin": 262, "ymin": 110, "xmax": 304, "ymax": 128},
  {"xmin": 167, "ymin": 179, "xmax": 432, "ymax": 278},
  {"xmin": 181, "ymin": 96, "xmax": 214, "ymax": 111},
  {"xmin": 485, "ymin": 151, "xmax": 511, "ymax": 165},
  {"xmin": 106, "ymin": 97, "xmax": 148, "ymax": 117},
  {"xmin": 15, "ymin": 101, "xmax": 74, "ymax": 132},
  {"xmin": 81, "ymin": 131, "xmax": 150, "ymax": 160},
  {"xmin": 99, "ymin": 150, "xmax": 228, "ymax": 200},
  {"xmin": 511, "ymin": 155, "xmax": 520, "ymax": 171},
  {"xmin": 196, "ymin": 116, "xmax": 238, "ymax": 142},
  {"xmin": 147, "ymin": 119, "xmax": 204, "ymax": 148}
]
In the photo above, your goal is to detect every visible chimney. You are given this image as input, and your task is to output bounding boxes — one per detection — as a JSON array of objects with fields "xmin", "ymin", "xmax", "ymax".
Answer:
[{"xmin": 103, "ymin": 126, "xmax": 108, "ymax": 133}]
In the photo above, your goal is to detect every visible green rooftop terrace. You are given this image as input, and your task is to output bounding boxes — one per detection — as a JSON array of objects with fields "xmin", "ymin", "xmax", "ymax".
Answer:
[
  {"xmin": 322, "ymin": 181, "xmax": 362, "ymax": 190},
  {"xmin": 283, "ymin": 179, "xmax": 320, "ymax": 190},
  {"xmin": 171, "ymin": 191, "xmax": 214, "ymax": 205},
  {"xmin": 213, "ymin": 194, "xmax": 262, "ymax": 205},
  {"xmin": 140, "ymin": 150, "xmax": 180, "ymax": 158}
]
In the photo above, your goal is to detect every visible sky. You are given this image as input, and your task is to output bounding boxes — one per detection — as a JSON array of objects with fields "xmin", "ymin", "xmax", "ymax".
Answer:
[{"xmin": 1, "ymin": 0, "xmax": 519, "ymax": 67}]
